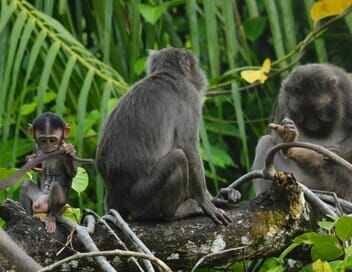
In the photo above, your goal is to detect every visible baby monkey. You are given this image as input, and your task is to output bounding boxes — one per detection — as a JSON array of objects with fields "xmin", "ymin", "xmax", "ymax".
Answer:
[{"xmin": 20, "ymin": 112, "xmax": 77, "ymax": 233}]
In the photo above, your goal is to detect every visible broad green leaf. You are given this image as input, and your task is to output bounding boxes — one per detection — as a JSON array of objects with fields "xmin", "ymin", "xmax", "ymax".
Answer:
[
  {"xmin": 312, "ymin": 234, "xmax": 339, "ymax": 245},
  {"xmin": 311, "ymin": 242, "xmax": 343, "ymax": 261},
  {"xmin": 336, "ymin": 216, "xmax": 352, "ymax": 241},
  {"xmin": 312, "ymin": 259, "xmax": 332, "ymax": 272},
  {"xmin": 72, "ymin": 167, "xmax": 89, "ymax": 193},
  {"xmin": 138, "ymin": 3, "xmax": 167, "ymax": 25},
  {"xmin": 62, "ymin": 205, "xmax": 81, "ymax": 223},
  {"xmin": 258, "ymin": 257, "xmax": 284, "ymax": 272},
  {"xmin": 328, "ymin": 260, "xmax": 344, "ymax": 271},
  {"xmin": 294, "ymin": 232, "xmax": 317, "ymax": 244},
  {"xmin": 318, "ymin": 221, "xmax": 336, "ymax": 231},
  {"xmin": 243, "ymin": 17, "xmax": 267, "ymax": 41}
]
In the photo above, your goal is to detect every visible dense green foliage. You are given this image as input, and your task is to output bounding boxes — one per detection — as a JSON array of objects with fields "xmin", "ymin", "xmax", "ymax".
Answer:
[{"xmin": 0, "ymin": 0, "xmax": 351, "ymax": 219}]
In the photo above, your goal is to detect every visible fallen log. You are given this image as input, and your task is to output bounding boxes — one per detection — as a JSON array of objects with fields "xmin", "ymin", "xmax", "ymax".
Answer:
[{"xmin": 0, "ymin": 173, "xmax": 319, "ymax": 271}]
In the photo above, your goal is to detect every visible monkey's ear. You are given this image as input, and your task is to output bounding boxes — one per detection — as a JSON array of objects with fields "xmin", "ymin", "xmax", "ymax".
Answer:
[
  {"xmin": 28, "ymin": 124, "xmax": 34, "ymax": 137},
  {"xmin": 64, "ymin": 124, "xmax": 71, "ymax": 138},
  {"xmin": 179, "ymin": 51, "xmax": 193, "ymax": 73}
]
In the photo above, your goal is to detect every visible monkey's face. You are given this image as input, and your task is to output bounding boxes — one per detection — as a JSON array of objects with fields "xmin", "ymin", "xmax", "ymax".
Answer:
[
  {"xmin": 283, "ymin": 67, "xmax": 339, "ymax": 138},
  {"xmin": 35, "ymin": 129, "xmax": 63, "ymax": 153},
  {"xmin": 32, "ymin": 195, "xmax": 49, "ymax": 213}
]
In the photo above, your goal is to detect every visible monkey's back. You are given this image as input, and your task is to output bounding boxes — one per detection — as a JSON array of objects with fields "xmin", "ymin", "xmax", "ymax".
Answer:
[{"xmin": 96, "ymin": 71, "xmax": 202, "ymax": 191}]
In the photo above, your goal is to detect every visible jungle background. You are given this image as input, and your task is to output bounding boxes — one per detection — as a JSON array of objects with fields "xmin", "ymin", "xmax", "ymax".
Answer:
[
  {"xmin": 0, "ymin": 0, "xmax": 352, "ymax": 264},
  {"xmin": 1, "ymin": 0, "xmax": 351, "ymax": 216}
]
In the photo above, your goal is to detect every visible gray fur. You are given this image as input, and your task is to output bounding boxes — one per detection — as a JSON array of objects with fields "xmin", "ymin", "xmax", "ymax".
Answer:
[
  {"xmin": 253, "ymin": 63, "xmax": 352, "ymax": 201},
  {"xmin": 96, "ymin": 48, "xmax": 230, "ymax": 224}
]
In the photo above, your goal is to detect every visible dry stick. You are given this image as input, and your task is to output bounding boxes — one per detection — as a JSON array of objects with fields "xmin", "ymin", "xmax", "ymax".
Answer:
[
  {"xmin": 37, "ymin": 249, "xmax": 172, "ymax": 272},
  {"xmin": 206, "ymin": 5, "xmax": 352, "ymax": 97},
  {"xmin": 84, "ymin": 209, "xmax": 145, "ymax": 272},
  {"xmin": 0, "ymin": 149, "xmax": 94, "ymax": 191},
  {"xmin": 190, "ymin": 247, "xmax": 246, "ymax": 272},
  {"xmin": 314, "ymin": 191, "xmax": 352, "ymax": 213},
  {"xmin": 82, "ymin": 214, "xmax": 96, "ymax": 234},
  {"xmin": 58, "ymin": 216, "xmax": 116, "ymax": 272},
  {"xmin": 0, "ymin": 229, "xmax": 43, "ymax": 272},
  {"xmin": 226, "ymin": 141, "xmax": 352, "ymax": 216},
  {"xmin": 104, "ymin": 210, "xmax": 155, "ymax": 272}
]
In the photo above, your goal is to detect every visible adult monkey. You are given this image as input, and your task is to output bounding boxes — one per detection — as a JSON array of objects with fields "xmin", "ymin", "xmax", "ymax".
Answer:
[
  {"xmin": 97, "ymin": 48, "xmax": 235, "ymax": 224},
  {"xmin": 253, "ymin": 64, "xmax": 352, "ymax": 201}
]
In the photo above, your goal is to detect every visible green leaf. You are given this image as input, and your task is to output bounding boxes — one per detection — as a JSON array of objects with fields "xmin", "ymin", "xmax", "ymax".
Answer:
[
  {"xmin": 56, "ymin": 56, "xmax": 77, "ymax": 115},
  {"xmin": 312, "ymin": 259, "xmax": 332, "ymax": 272},
  {"xmin": 0, "ymin": 0, "xmax": 17, "ymax": 33},
  {"xmin": 0, "ymin": 168, "xmax": 32, "ymax": 188},
  {"xmin": 318, "ymin": 221, "xmax": 336, "ymax": 231},
  {"xmin": 336, "ymin": 216, "xmax": 352, "ymax": 241},
  {"xmin": 72, "ymin": 167, "xmax": 89, "ymax": 193},
  {"xmin": 133, "ymin": 56, "xmax": 147, "ymax": 76},
  {"xmin": 138, "ymin": 3, "xmax": 166, "ymax": 25},
  {"xmin": 258, "ymin": 257, "xmax": 284, "ymax": 272},
  {"xmin": 20, "ymin": 102, "xmax": 37, "ymax": 116},
  {"xmin": 311, "ymin": 242, "xmax": 343, "ymax": 261},
  {"xmin": 62, "ymin": 205, "xmax": 81, "ymax": 223},
  {"xmin": 243, "ymin": 17, "xmax": 267, "ymax": 41},
  {"xmin": 294, "ymin": 232, "xmax": 317, "ymax": 244},
  {"xmin": 200, "ymin": 145, "xmax": 236, "ymax": 168},
  {"xmin": 36, "ymin": 41, "xmax": 60, "ymax": 115},
  {"xmin": 76, "ymin": 69, "xmax": 95, "ymax": 154}
]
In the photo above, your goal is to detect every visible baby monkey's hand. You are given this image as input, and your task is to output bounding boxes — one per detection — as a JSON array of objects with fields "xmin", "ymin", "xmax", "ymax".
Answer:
[{"xmin": 63, "ymin": 143, "xmax": 76, "ymax": 157}]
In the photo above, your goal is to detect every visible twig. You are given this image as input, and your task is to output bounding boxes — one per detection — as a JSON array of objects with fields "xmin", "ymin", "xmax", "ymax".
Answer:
[
  {"xmin": 37, "ymin": 249, "xmax": 172, "ymax": 272},
  {"xmin": 84, "ymin": 209, "xmax": 145, "ymax": 272},
  {"xmin": 105, "ymin": 209, "xmax": 155, "ymax": 272},
  {"xmin": 206, "ymin": 6, "xmax": 352, "ymax": 97},
  {"xmin": 264, "ymin": 142, "xmax": 352, "ymax": 173},
  {"xmin": 82, "ymin": 214, "xmax": 96, "ymax": 234},
  {"xmin": 314, "ymin": 191, "xmax": 352, "ymax": 213},
  {"xmin": 0, "ymin": 229, "xmax": 42, "ymax": 272},
  {"xmin": 58, "ymin": 216, "xmax": 116, "ymax": 272},
  {"xmin": 190, "ymin": 247, "xmax": 246, "ymax": 272}
]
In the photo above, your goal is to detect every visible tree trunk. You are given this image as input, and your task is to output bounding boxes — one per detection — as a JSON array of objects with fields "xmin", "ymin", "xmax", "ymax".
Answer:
[{"xmin": 0, "ymin": 173, "xmax": 319, "ymax": 271}]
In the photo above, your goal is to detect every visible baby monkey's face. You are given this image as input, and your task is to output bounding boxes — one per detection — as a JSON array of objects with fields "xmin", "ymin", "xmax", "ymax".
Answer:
[
  {"xmin": 35, "ymin": 129, "xmax": 63, "ymax": 153},
  {"xmin": 32, "ymin": 194, "xmax": 49, "ymax": 213}
]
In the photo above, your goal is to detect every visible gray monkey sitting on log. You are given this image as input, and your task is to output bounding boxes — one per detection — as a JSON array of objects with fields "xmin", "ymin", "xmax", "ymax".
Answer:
[
  {"xmin": 252, "ymin": 64, "xmax": 352, "ymax": 201},
  {"xmin": 96, "ymin": 47, "xmax": 240, "ymax": 225}
]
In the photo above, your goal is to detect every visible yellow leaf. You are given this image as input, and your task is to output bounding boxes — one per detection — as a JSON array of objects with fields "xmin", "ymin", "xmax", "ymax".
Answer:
[
  {"xmin": 311, "ymin": 0, "xmax": 352, "ymax": 23},
  {"xmin": 312, "ymin": 259, "xmax": 332, "ymax": 272},
  {"xmin": 240, "ymin": 58, "xmax": 271, "ymax": 84}
]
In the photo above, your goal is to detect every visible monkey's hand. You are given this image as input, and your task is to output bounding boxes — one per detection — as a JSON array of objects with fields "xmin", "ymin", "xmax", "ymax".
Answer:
[
  {"xmin": 36, "ymin": 216, "xmax": 56, "ymax": 234},
  {"xmin": 269, "ymin": 118, "xmax": 299, "ymax": 156},
  {"xmin": 201, "ymin": 201, "xmax": 232, "ymax": 225},
  {"xmin": 63, "ymin": 143, "xmax": 76, "ymax": 157},
  {"xmin": 269, "ymin": 118, "xmax": 299, "ymax": 143},
  {"xmin": 213, "ymin": 188, "xmax": 241, "ymax": 208}
]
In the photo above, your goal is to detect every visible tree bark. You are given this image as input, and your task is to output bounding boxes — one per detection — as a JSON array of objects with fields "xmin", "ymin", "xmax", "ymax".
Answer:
[{"xmin": 0, "ymin": 173, "xmax": 319, "ymax": 271}]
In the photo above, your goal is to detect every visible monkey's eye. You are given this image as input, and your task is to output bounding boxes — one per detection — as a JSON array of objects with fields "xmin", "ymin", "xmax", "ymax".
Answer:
[{"xmin": 48, "ymin": 138, "xmax": 59, "ymax": 144}]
